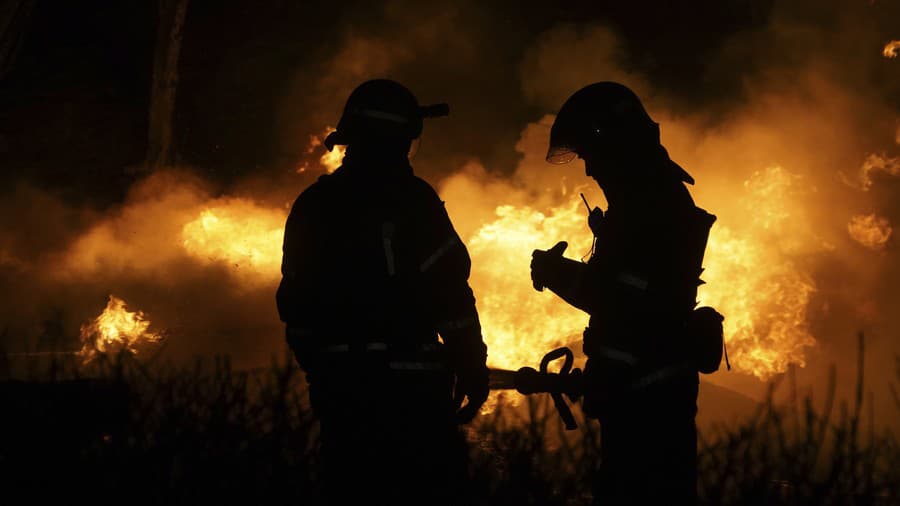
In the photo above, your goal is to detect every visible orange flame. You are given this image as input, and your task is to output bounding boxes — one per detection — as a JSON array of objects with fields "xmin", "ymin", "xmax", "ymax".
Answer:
[
  {"xmin": 883, "ymin": 40, "xmax": 900, "ymax": 59},
  {"xmin": 463, "ymin": 166, "xmax": 816, "ymax": 379},
  {"xmin": 468, "ymin": 198, "xmax": 591, "ymax": 370},
  {"xmin": 79, "ymin": 295, "xmax": 162, "ymax": 362},
  {"xmin": 848, "ymin": 213, "xmax": 892, "ymax": 250},
  {"xmin": 176, "ymin": 160, "xmax": 816, "ymax": 379},
  {"xmin": 181, "ymin": 199, "xmax": 285, "ymax": 283}
]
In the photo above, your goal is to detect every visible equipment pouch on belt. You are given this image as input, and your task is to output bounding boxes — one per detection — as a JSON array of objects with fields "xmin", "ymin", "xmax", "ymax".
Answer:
[{"xmin": 687, "ymin": 306, "xmax": 727, "ymax": 373}]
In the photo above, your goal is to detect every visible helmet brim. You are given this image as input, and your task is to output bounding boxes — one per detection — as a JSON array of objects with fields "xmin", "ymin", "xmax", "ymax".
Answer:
[
  {"xmin": 667, "ymin": 158, "xmax": 695, "ymax": 185},
  {"xmin": 546, "ymin": 146, "xmax": 578, "ymax": 165},
  {"xmin": 323, "ymin": 131, "xmax": 348, "ymax": 151},
  {"xmin": 547, "ymin": 143, "xmax": 696, "ymax": 185}
]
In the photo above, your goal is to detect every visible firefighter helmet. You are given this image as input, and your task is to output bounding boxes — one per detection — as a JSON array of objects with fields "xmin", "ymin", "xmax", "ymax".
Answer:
[
  {"xmin": 324, "ymin": 79, "xmax": 449, "ymax": 151},
  {"xmin": 546, "ymin": 81, "xmax": 693, "ymax": 184}
]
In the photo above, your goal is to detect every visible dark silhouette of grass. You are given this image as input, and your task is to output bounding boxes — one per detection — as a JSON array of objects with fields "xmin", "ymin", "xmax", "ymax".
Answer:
[{"xmin": 1, "ymin": 336, "xmax": 897, "ymax": 505}]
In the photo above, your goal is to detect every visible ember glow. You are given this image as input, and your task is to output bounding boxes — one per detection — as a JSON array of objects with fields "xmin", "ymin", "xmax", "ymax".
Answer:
[
  {"xmin": 884, "ymin": 40, "xmax": 900, "ymax": 58},
  {"xmin": 848, "ymin": 213, "xmax": 893, "ymax": 250},
  {"xmin": 79, "ymin": 295, "xmax": 163, "ymax": 362},
  {"xmin": 181, "ymin": 199, "xmax": 286, "ymax": 282}
]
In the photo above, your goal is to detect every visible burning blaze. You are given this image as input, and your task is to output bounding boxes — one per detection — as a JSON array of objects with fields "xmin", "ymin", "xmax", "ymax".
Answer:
[
  {"xmin": 464, "ymin": 166, "xmax": 817, "ymax": 380},
  {"xmin": 151, "ymin": 154, "xmax": 819, "ymax": 380},
  {"xmin": 79, "ymin": 295, "xmax": 162, "ymax": 362},
  {"xmin": 297, "ymin": 127, "xmax": 346, "ymax": 174},
  {"xmin": 690, "ymin": 167, "xmax": 816, "ymax": 378},
  {"xmin": 848, "ymin": 213, "xmax": 892, "ymax": 250},
  {"xmin": 114, "ymin": 157, "xmax": 815, "ymax": 379},
  {"xmin": 699, "ymin": 225, "xmax": 816, "ymax": 378},
  {"xmin": 883, "ymin": 40, "xmax": 900, "ymax": 59},
  {"xmin": 181, "ymin": 199, "xmax": 285, "ymax": 282},
  {"xmin": 467, "ymin": 198, "xmax": 591, "ymax": 370}
]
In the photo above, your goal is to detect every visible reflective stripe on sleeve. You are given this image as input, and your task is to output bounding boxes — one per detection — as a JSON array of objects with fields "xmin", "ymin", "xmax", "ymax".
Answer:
[
  {"xmin": 617, "ymin": 272, "xmax": 649, "ymax": 291},
  {"xmin": 420, "ymin": 237, "xmax": 460, "ymax": 272},
  {"xmin": 365, "ymin": 342, "xmax": 388, "ymax": 351}
]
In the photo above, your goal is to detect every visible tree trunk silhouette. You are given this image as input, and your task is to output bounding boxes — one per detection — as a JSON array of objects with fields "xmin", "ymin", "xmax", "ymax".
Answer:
[
  {"xmin": 146, "ymin": 0, "xmax": 189, "ymax": 171},
  {"xmin": 0, "ymin": 0, "xmax": 35, "ymax": 81}
]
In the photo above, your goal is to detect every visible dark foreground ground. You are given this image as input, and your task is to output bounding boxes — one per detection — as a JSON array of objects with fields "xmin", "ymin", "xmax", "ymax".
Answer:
[{"xmin": 0, "ymin": 353, "xmax": 898, "ymax": 506}]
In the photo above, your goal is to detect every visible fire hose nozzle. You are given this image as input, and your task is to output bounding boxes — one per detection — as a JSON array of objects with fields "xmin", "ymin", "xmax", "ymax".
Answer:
[
  {"xmin": 488, "ymin": 347, "xmax": 583, "ymax": 430},
  {"xmin": 512, "ymin": 366, "xmax": 543, "ymax": 394}
]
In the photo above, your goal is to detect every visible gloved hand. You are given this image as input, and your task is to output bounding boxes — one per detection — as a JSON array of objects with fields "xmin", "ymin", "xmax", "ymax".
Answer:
[
  {"xmin": 531, "ymin": 241, "xmax": 568, "ymax": 292},
  {"xmin": 454, "ymin": 365, "xmax": 489, "ymax": 424}
]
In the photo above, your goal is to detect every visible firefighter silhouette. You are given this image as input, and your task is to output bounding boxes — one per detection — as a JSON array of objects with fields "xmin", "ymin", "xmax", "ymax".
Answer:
[
  {"xmin": 531, "ymin": 82, "xmax": 721, "ymax": 506},
  {"xmin": 276, "ymin": 79, "xmax": 489, "ymax": 505}
]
